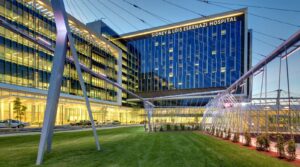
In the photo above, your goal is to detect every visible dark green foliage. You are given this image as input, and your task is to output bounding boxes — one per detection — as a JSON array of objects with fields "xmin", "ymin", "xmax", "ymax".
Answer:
[
  {"xmin": 174, "ymin": 124, "xmax": 179, "ymax": 131},
  {"xmin": 244, "ymin": 131, "xmax": 251, "ymax": 146},
  {"xmin": 159, "ymin": 126, "xmax": 164, "ymax": 132},
  {"xmin": 216, "ymin": 129, "xmax": 220, "ymax": 137},
  {"xmin": 277, "ymin": 134, "xmax": 285, "ymax": 157},
  {"xmin": 220, "ymin": 131, "xmax": 224, "ymax": 138},
  {"xmin": 225, "ymin": 128, "xmax": 231, "ymax": 140},
  {"xmin": 232, "ymin": 133, "xmax": 239, "ymax": 143},
  {"xmin": 187, "ymin": 126, "xmax": 191, "ymax": 131},
  {"xmin": 276, "ymin": 134, "xmax": 285, "ymax": 158},
  {"xmin": 154, "ymin": 126, "xmax": 157, "ymax": 132},
  {"xmin": 286, "ymin": 139, "xmax": 296, "ymax": 161},
  {"xmin": 180, "ymin": 124, "xmax": 185, "ymax": 131},
  {"xmin": 211, "ymin": 126, "xmax": 215, "ymax": 135},
  {"xmin": 256, "ymin": 134, "xmax": 270, "ymax": 151},
  {"xmin": 166, "ymin": 124, "xmax": 171, "ymax": 131},
  {"xmin": 13, "ymin": 97, "xmax": 27, "ymax": 121}
]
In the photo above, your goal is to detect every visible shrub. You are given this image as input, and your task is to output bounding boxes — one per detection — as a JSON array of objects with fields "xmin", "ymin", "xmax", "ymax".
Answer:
[
  {"xmin": 286, "ymin": 139, "xmax": 296, "ymax": 161},
  {"xmin": 159, "ymin": 126, "xmax": 164, "ymax": 132},
  {"xmin": 220, "ymin": 131, "xmax": 224, "ymax": 138},
  {"xmin": 256, "ymin": 134, "xmax": 270, "ymax": 151},
  {"xmin": 154, "ymin": 126, "xmax": 157, "ymax": 132},
  {"xmin": 276, "ymin": 134, "xmax": 285, "ymax": 158},
  {"xmin": 180, "ymin": 124, "xmax": 185, "ymax": 131},
  {"xmin": 225, "ymin": 128, "xmax": 231, "ymax": 140},
  {"xmin": 166, "ymin": 124, "xmax": 171, "ymax": 131},
  {"xmin": 216, "ymin": 129, "xmax": 220, "ymax": 137},
  {"xmin": 174, "ymin": 124, "xmax": 179, "ymax": 131},
  {"xmin": 211, "ymin": 126, "xmax": 215, "ymax": 135},
  {"xmin": 232, "ymin": 132, "xmax": 239, "ymax": 143},
  {"xmin": 194, "ymin": 125, "xmax": 200, "ymax": 130},
  {"xmin": 187, "ymin": 126, "xmax": 191, "ymax": 131},
  {"xmin": 244, "ymin": 131, "xmax": 251, "ymax": 146}
]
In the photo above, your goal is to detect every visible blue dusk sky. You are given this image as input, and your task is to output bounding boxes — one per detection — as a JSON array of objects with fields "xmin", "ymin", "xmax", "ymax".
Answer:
[{"xmin": 65, "ymin": 0, "xmax": 300, "ymax": 97}]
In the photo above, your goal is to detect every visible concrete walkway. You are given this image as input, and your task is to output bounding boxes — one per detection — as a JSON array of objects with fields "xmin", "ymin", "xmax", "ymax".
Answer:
[{"xmin": 0, "ymin": 125, "xmax": 143, "ymax": 137}]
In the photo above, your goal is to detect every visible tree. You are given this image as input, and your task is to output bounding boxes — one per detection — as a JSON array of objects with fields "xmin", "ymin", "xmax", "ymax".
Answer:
[{"xmin": 13, "ymin": 97, "xmax": 26, "ymax": 121}]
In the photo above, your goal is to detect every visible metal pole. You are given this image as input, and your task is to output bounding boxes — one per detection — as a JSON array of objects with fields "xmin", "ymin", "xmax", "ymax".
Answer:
[
  {"xmin": 276, "ymin": 57, "xmax": 282, "ymax": 133},
  {"xmin": 36, "ymin": 5, "xmax": 68, "ymax": 165},
  {"xmin": 265, "ymin": 65, "xmax": 268, "ymax": 133},
  {"xmin": 284, "ymin": 47, "xmax": 292, "ymax": 136},
  {"xmin": 37, "ymin": 0, "xmax": 100, "ymax": 165}
]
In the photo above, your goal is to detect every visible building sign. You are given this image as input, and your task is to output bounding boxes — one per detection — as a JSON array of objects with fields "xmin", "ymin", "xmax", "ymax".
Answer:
[{"xmin": 151, "ymin": 16, "xmax": 238, "ymax": 37}]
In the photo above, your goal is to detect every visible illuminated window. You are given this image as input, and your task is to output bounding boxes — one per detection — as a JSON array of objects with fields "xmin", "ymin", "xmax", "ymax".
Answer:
[
  {"xmin": 221, "ymin": 30, "xmax": 226, "ymax": 35},
  {"xmin": 212, "ymin": 50, "xmax": 216, "ymax": 55},
  {"xmin": 155, "ymin": 42, "xmax": 159, "ymax": 46},
  {"xmin": 221, "ymin": 67, "xmax": 226, "ymax": 73},
  {"xmin": 169, "ymin": 48, "xmax": 173, "ymax": 52}
]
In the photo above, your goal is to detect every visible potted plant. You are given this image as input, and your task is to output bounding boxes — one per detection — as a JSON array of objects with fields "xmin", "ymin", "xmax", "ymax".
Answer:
[
  {"xmin": 286, "ymin": 139, "xmax": 296, "ymax": 160},
  {"xmin": 275, "ymin": 134, "xmax": 285, "ymax": 158}
]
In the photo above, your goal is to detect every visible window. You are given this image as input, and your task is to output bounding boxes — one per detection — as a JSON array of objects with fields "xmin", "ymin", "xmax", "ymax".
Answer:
[{"xmin": 221, "ymin": 30, "xmax": 226, "ymax": 35}]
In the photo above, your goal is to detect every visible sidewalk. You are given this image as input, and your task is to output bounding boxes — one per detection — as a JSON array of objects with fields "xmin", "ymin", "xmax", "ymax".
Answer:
[{"xmin": 0, "ymin": 124, "xmax": 142, "ymax": 137}]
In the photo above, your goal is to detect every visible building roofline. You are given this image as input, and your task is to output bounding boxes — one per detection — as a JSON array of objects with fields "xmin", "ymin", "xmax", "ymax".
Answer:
[
  {"xmin": 119, "ymin": 8, "xmax": 247, "ymax": 39},
  {"xmin": 37, "ymin": 0, "xmax": 121, "ymax": 55}
]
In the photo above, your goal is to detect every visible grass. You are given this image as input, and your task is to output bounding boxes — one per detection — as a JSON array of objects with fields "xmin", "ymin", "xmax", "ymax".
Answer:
[{"xmin": 0, "ymin": 126, "xmax": 294, "ymax": 167}]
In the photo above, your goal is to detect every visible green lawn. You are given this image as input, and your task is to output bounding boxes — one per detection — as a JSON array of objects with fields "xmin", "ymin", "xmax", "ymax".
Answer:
[{"xmin": 0, "ymin": 127, "xmax": 294, "ymax": 167}]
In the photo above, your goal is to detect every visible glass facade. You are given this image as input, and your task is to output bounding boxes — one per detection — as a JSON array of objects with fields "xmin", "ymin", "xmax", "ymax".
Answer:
[
  {"xmin": 87, "ymin": 20, "xmax": 139, "ymax": 106},
  {"xmin": 0, "ymin": 1, "xmax": 250, "ymax": 125},
  {"xmin": 0, "ymin": 0, "xmax": 143, "ymax": 126},
  {"xmin": 124, "ymin": 12, "xmax": 247, "ymax": 94},
  {"xmin": 0, "ymin": 88, "xmax": 144, "ymax": 126},
  {"xmin": 0, "ymin": 0, "xmax": 119, "ymax": 102}
]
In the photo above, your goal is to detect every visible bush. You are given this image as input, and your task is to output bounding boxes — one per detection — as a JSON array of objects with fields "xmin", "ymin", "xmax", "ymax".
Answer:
[
  {"xmin": 159, "ymin": 126, "xmax": 164, "ymax": 132},
  {"xmin": 154, "ymin": 126, "xmax": 157, "ymax": 132},
  {"xmin": 216, "ymin": 129, "xmax": 220, "ymax": 137},
  {"xmin": 220, "ymin": 131, "xmax": 224, "ymax": 138},
  {"xmin": 174, "ymin": 124, "xmax": 179, "ymax": 131},
  {"xmin": 232, "ymin": 132, "xmax": 239, "ymax": 143},
  {"xmin": 187, "ymin": 126, "xmax": 191, "ymax": 131},
  {"xmin": 211, "ymin": 126, "xmax": 215, "ymax": 135},
  {"xmin": 225, "ymin": 128, "xmax": 231, "ymax": 140},
  {"xmin": 256, "ymin": 134, "xmax": 270, "ymax": 151},
  {"xmin": 194, "ymin": 125, "xmax": 200, "ymax": 130},
  {"xmin": 286, "ymin": 139, "xmax": 296, "ymax": 161},
  {"xmin": 180, "ymin": 124, "xmax": 185, "ymax": 131},
  {"xmin": 276, "ymin": 134, "xmax": 285, "ymax": 158},
  {"xmin": 166, "ymin": 124, "xmax": 171, "ymax": 131},
  {"xmin": 244, "ymin": 131, "xmax": 251, "ymax": 146}
]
